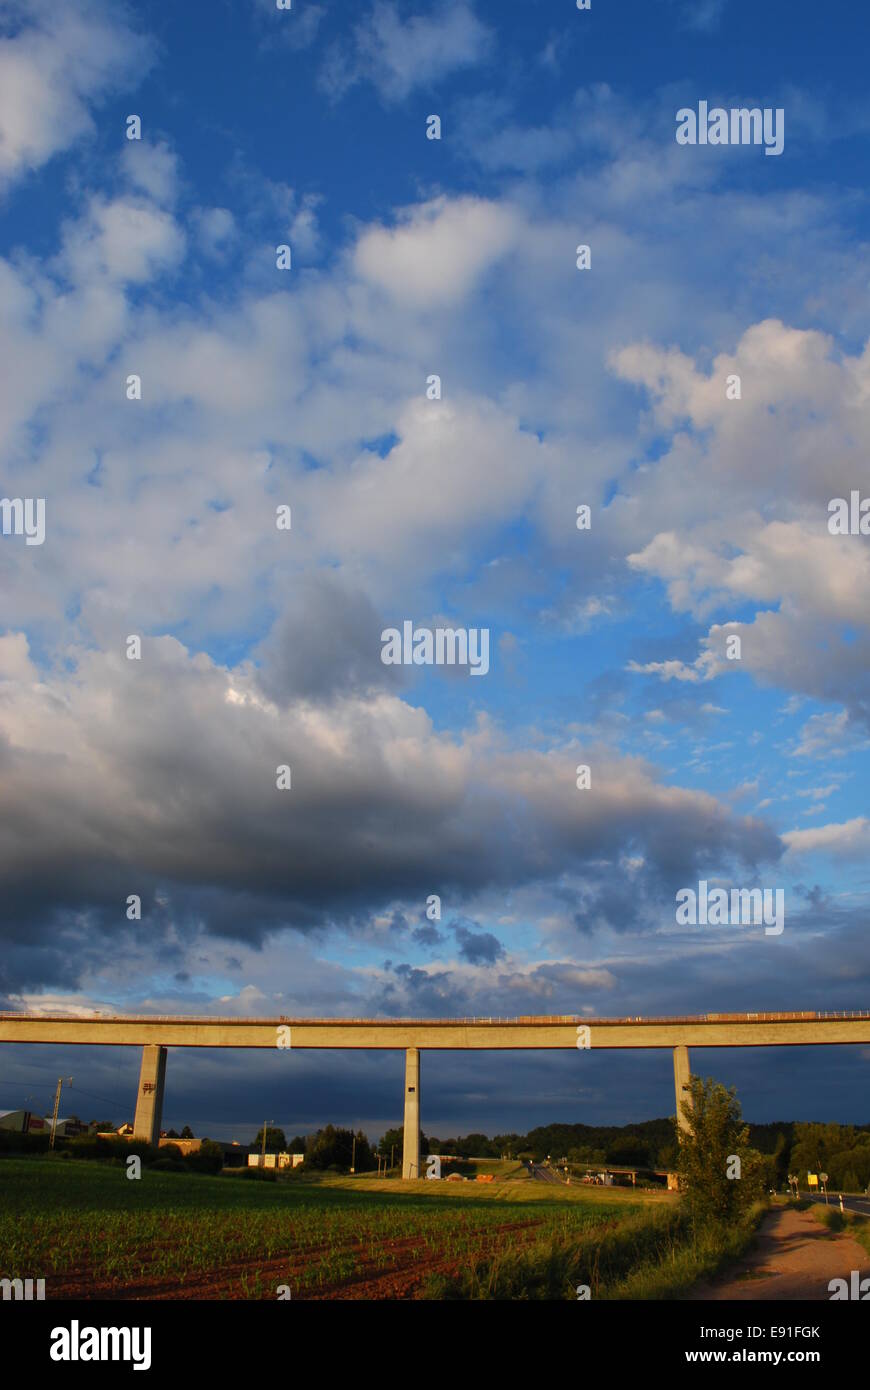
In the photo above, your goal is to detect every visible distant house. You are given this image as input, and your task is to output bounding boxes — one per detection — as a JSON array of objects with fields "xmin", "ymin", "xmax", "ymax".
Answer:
[
  {"xmin": 248, "ymin": 1152, "xmax": 304, "ymax": 1169},
  {"xmin": 159, "ymin": 1137, "xmax": 200, "ymax": 1155},
  {"xmin": 0, "ymin": 1109, "xmax": 47, "ymax": 1133},
  {"xmin": 52, "ymin": 1116, "xmax": 88, "ymax": 1138}
]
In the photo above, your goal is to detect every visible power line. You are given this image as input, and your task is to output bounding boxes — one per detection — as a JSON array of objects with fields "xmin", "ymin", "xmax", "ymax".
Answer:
[{"xmin": 0, "ymin": 1082, "xmax": 129, "ymax": 1112}]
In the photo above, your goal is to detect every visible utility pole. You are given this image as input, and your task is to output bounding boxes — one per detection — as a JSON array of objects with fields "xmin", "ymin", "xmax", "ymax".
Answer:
[
  {"xmin": 262, "ymin": 1119, "xmax": 273, "ymax": 1167},
  {"xmin": 49, "ymin": 1077, "xmax": 73, "ymax": 1150},
  {"xmin": 390, "ymin": 1144, "xmax": 395, "ymax": 1173},
  {"xmin": 350, "ymin": 1133, "xmax": 356, "ymax": 1174}
]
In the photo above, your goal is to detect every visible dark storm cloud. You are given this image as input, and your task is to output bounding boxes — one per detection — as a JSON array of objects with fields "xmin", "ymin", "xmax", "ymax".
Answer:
[
  {"xmin": 453, "ymin": 924, "xmax": 505, "ymax": 964},
  {"xmin": 255, "ymin": 573, "xmax": 401, "ymax": 702},
  {"xmin": 0, "ymin": 639, "xmax": 783, "ymax": 990}
]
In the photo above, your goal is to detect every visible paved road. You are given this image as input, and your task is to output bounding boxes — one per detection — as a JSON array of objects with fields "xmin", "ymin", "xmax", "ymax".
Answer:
[
  {"xmin": 802, "ymin": 1192, "xmax": 870, "ymax": 1218},
  {"xmin": 526, "ymin": 1161, "xmax": 565, "ymax": 1185}
]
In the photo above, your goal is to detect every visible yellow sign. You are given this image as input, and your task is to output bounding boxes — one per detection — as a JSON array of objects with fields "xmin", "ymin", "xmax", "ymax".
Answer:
[{"xmin": 808, "ymin": 1173, "xmax": 819, "ymax": 1187}]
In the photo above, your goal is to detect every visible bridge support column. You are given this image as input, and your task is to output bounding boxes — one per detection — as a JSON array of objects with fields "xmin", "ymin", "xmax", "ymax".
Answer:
[
  {"xmin": 673, "ymin": 1045, "xmax": 692, "ymax": 1137},
  {"xmin": 402, "ymin": 1048, "xmax": 420, "ymax": 1179},
  {"xmin": 133, "ymin": 1044, "xmax": 167, "ymax": 1144}
]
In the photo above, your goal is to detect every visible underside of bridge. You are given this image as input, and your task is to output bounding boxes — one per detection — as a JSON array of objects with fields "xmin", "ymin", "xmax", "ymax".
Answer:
[
  {"xmin": 127, "ymin": 1042, "xmax": 699, "ymax": 1155},
  {"xmin": 3, "ymin": 1011, "xmax": 867, "ymax": 1174}
]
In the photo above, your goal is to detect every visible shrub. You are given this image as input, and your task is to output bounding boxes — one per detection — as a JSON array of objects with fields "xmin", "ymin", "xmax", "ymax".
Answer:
[
  {"xmin": 237, "ymin": 1166, "xmax": 278, "ymax": 1182},
  {"xmin": 184, "ymin": 1139, "xmax": 224, "ymax": 1174},
  {"xmin": 151, "ymin": 1157, "xmax": 186, "ymax": 1173},
  {"xmin": 817, "ymin": 1208, "xmax": 846, "ymax": 1233},
  {"xmin": 0, "ymin": 1130, "xmax": 50, "ymax": 1156},
  {"xmin": 63, "ymin": 1135, "xmax": 160, "ymax": 1165}
]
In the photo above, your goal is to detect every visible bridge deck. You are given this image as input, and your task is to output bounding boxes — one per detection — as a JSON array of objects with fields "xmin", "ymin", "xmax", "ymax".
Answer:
[{"xmin": 1, "ymin": 1010, "xmax": 868, "ymax": 1049}]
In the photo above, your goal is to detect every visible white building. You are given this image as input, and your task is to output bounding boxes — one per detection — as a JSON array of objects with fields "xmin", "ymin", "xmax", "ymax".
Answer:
[{"xmin": 0, "ymin": 1109, "xmax": 47, "ymax": 1133}]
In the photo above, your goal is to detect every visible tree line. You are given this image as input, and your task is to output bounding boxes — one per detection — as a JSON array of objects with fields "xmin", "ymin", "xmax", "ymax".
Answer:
[{"xmin": 251, "ymin": 1111, "xmax": 870, "ymax": 1189}]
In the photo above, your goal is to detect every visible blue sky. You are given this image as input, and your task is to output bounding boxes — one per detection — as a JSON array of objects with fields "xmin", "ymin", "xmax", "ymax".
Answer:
[{"xmin": 1, "ymin": 0, "xmax": 869, "ymax": 1141}]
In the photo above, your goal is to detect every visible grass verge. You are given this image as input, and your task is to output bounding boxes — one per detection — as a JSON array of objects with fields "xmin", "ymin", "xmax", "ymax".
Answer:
[{"xmin": 422, "ymin": 1201, "xmax": 767, "ymax": 1300}]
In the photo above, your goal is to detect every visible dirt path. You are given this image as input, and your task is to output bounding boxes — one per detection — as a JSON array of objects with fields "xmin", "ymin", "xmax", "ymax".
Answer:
[{"xmin": 690, "ymin": 1207, "xmax": 870, "ymax": 1301}]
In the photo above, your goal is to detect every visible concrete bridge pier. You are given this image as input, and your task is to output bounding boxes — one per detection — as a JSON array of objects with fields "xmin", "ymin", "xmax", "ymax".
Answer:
[
  {"xmin": 133, "ymin": 1044, "xmax": 167, "ymax": 1144},
  {"xmin": 673, "ymin": 1044, "xmax": 693, "ymax": 1136},
  {"xmin": 402, "ymin": 1047, "xmax": 420, "ymax": 1178}
]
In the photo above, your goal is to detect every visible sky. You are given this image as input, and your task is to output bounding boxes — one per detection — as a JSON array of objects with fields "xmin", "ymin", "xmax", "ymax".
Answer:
[{"xmin": 1, "ymin": 0, "xmax": 869, "ymax": 1143}]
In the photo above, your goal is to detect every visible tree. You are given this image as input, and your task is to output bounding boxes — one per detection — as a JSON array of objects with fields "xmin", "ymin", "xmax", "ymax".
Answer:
[
  {"xmin": 677, "ymin": 1076, "xmax": 767, "ymax": 1229},
  {"xmin": 377, "ymin": 1127, "xmax": 404, "ymax": 1159},
  {"xmin": 287, "ymin": 1135, "xmax": 307, "ymax": 1154},
  {"xmin": 252, "ymin": 1126, "xmax": 286, "ymax": 1153},
  {"xmin": 180, "ymin": 1125, "xmax": 195, "ymax": 1139},
  {"xmin": 186, "ymin": 1139, "xmax": 224, "ymax": 1174},
  {"xmin": 377, "ymin": 1127, "xmax": 428, "ymax": 1160},
  {"xmin": 307, "ymin": 1125, "xmax": 376, "ymax": 1172}
]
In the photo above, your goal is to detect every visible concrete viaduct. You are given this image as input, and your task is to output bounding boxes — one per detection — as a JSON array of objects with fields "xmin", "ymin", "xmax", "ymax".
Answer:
[{"xmin": 2, "ymin": 1010, "xmax": 868, "ymax": 1179}]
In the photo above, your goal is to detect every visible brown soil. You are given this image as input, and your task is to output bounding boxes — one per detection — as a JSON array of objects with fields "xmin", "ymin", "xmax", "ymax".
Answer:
[
  {"xmin": 45, "ymin": 1218, "xmax": 545, "ymax": 1301},
  {"xmin": 689, "ymin": 1207, "xmax": 870, "ymax": 1301}
]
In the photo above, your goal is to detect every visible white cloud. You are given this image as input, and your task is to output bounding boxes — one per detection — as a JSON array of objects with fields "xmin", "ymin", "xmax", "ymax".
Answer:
[
  {"xmin": 791, "ymin": 710, "xmax": 854, "ymax": 759},
  {"xmin": 192, "ymin": 207, "xmax": 237, "ymax": 259},
  {"xmin": 319, "ymin": 0, "xmax": 491, "ymax": 103},
  {"xmin": 783, "ymin": 816, "xmax": 870, "ymax": 858},
  {"xmin": 353, "ymin": 195, "xmax": 520, "ymax": 307},
  {"xmin": 60, "ymin": 195, "xmax": 186, "ymax": 285},
  {"xmin": 120, "ymin": 140, "xmax": 179, "ymax": 206},
  {"xmin": 0, "ymin": 0, "xmax": 153, "ymax": 191}
]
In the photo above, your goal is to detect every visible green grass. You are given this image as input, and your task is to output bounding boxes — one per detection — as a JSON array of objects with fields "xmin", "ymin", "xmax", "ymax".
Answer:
[
  {"xmin": 850, "ymin": 1216, "xmax": 870, "ymax": 1259},
  {"xmin": 809, "ymin": 1203, "xmax": 870, "ymax": 1251},
  {"xmin": 0, "ymin": 1157, "xmax": 662, "ymax": 1297},
  {"xmin": 421, "ymin": 1200, "xmax": 768, "ymax": 1300}
]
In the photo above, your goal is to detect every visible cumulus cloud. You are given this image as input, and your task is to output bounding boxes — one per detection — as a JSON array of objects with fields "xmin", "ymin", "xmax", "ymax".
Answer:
[
  {"xmin": 0, "ymin": 633, "xmax": 782, "ymax": 991},
  {"xmin": 353, "ymin": 196, "xmax": 520, "ymax": 308},
  {"xmin": 1, "ymin": 21, "xmax": 868, "ymax": 1047},
  {"xmin": 255, "ymin": 573, "xmax": 401, "ymax": 702},
  {"xmin": 59, "ymin": 195, "xmax": 185, "ymax": 285},
  {"xmin": 0, "ymin": 0, "xmax": 154, "ymax": 191},
  {"xmin": 614, "ymin": 320, "xmax": 870, "ymax": 724},
  {"xmin": 783, "ymin": 817, "xmax": 870, "ymax": 859},
  {"xmin": 319, "ymin": 0, "xmax": 491, "ymax": 103}
]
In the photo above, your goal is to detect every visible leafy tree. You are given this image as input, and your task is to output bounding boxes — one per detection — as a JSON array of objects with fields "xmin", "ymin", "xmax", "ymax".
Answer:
[
  {"xmin": 608, "ymin": 1137, "xmax": 653, "ymax": 1167},
  {"xmin": 790, "ymin": 1123, "xmax": 870, "ymax": 1189},
  {"xmin": 377, "ymin": 1127, "xmax": 428, "ymax": 1160},
  {"xmin": 287, "ymin": 1135, "xmax": 307, "ymax": 1154},
  {"xmin": 377, "ymin": 1127, "xmax": 404, "ymax": 1159},
  {"xmin": 252, "ymin": 1126, "xmax": 287, "ymax": 1153},
  {"xmin": 306, "ymin": 1125, "xmax": 375, "ymax": 1172},
  {"xmin": 180, "ymin": 1125, "xmax": 195, "ymax": 1139},
  {"xmin": 677, "ymin": 1076, "xmax": 767, "ymax": 1229}
]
